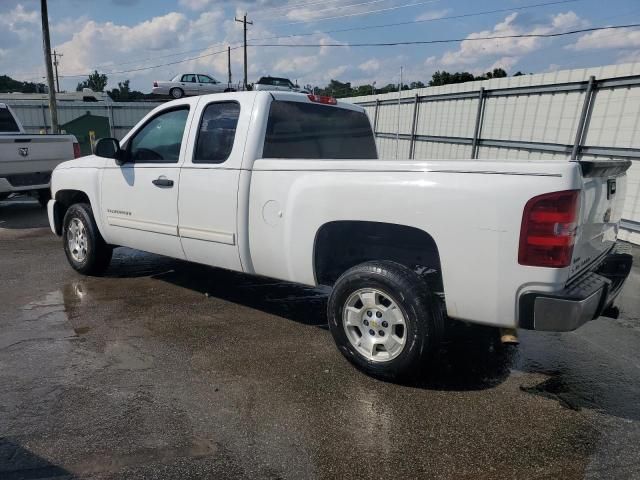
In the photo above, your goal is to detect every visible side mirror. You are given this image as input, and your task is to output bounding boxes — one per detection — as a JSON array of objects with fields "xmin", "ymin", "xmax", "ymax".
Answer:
[{"xmin": 94, "ymin": 137, "xmax": 125, "ymax": 164}]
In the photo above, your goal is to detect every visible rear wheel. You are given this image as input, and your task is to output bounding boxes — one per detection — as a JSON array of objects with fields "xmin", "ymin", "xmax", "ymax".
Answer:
[
  {"xmin": 170, "ymin": 87, "xmax": 184, "ymax": 99},
  {"xmin": 327, "ymin": 261, "xmax": 443, "ymax": 380},
  {"xmin": 62, "ymin": 203, "xmax": 112, "ymax": 276}
]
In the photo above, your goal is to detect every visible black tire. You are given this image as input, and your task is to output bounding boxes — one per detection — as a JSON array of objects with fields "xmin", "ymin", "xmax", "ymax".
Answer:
[
  {"xmin": 37, "ymin": 189, "xmax": 51, "ymax": 208},
  {"xmin": 62, "ymin": 203, "xmax": 112, "ymax": 276},
  {"xmin": 170, "ymin": 87, "xmax": 184, "ymax": 99},
  {"xmin": 224, "ymin": 88, "xmax": 236, "ymax": 92},
  {"xmin": 327, "ymin": 261, "xmax": 443, "ymax": 380}
]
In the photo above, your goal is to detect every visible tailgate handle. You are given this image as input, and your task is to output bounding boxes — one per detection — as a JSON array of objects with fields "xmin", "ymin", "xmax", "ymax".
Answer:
[{"xmin": 152, "ymin": 177, "xmax": 174, "ymax": 187}]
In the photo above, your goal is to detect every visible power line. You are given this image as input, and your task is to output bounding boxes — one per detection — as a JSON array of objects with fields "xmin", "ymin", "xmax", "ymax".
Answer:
[
  {"xmin": 51, "ymin": 0, "xmax": 581, "ymax": 82},
  {"xmin": 253, "ymin": 0, "xmax": 389, "ymax": 20},
  {"xmin": 249, "ymin": 23, "xmax": 640, "ymax": 48},
  {"xmin": 249, "ymin": 0, "xmax": 583, "ymax": 41},
  {"xmin": 275, "ymin": 0, "xmax": 440, "ymax": 26},
  {"xmin": 58, "ymin": 46, "xmax": 242, "ymax": 78},
  {"xmin": 250, "ymin": 0, "xmax": 344, "ymax": 15}
]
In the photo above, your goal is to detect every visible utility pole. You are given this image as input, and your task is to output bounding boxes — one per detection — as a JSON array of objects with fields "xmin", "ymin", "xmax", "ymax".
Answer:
[
  {"xmin": 52, "ymin": 50, "xmax": 63, "ymax": 93},
  {"xmin": 40, "ymin": 0, "xmax": 58, "ymax": 133},
  {"xmin": 227, "ymin": 46, "xmax": 232, "ymax": 85},
  {"xmin": 235, "ymin": 14, "xmax": 252, "ymax": 90}
]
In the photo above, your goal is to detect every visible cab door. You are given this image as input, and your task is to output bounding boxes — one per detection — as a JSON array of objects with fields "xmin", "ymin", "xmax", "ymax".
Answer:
[
  {"xmin": 180, "ymin": 74, "xmax": 199, "ymax": 96},
  {"xmin": 177, "ymin": 97, "xmax": 249, "ymax": 271},
  {"xmin": 197, "ymin": 75, "xmax": 222, "ymax": 94},
  {"xmin": 100, "ymin": 103, "xmax": 194, "ymax": 258}
]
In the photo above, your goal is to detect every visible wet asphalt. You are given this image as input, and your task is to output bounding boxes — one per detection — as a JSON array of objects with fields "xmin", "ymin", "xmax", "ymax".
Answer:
[{"xmin": 1, "ymin": 198, "xmax": 639, "ymax": 480}]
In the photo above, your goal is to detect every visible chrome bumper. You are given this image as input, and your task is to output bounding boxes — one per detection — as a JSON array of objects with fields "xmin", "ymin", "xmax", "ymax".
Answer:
[{"xmin": 519, "ymin": 242, "xmax": 633, "ymax": 332}]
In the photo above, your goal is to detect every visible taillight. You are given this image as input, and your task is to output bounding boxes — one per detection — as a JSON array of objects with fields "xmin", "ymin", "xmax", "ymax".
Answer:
[
  {"xmin": 307, "ymin": 94, "xmax": 337, "ymax": 105},
  {"xmin": 153, "ymin": 81, "xmax": 158, "ymax": 87},
  {"xmin": 518, "ymin": 190, "xmax": 580, "ymax": 268},
  {"xmin": 73, "ymin": 142, "xmax": 81, "ymax": 158}
]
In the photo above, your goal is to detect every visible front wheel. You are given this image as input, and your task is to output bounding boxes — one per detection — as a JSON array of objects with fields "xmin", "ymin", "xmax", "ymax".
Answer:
[
  {"xmin": 63, "ymin": 203, "xmax": 112, "ymax": 276},
  {"xmin": 327, "ymin": 261, "xmax": 443, "ymax": 380}
]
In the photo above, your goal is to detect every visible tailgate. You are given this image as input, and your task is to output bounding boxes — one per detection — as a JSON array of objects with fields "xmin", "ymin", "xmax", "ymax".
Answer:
[
  {"xmin": 0, "ymin": 135, "xmax": 75, "ymax": 176},
  {"xmin": 569, "ymin": 159, "xmax": 631, "ymax": 278}
]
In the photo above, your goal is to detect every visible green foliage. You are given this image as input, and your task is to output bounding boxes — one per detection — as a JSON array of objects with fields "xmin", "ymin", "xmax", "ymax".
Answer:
[
  {"xmin": 108, "ymin": 79, "xmax": 153, "ymax": 101},
  {"xmin": 76, "ymin": 70, "xmax": 108, "ymax": 92},
  {"xmin": 0, "ymin": 75, "xmax": 45, "ymax": 93}
]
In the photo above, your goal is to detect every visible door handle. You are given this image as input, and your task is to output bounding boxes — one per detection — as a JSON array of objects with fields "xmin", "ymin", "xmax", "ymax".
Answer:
[{"xmin": 152, "ymin": 177, "xmax": 174, "ymax": 187}]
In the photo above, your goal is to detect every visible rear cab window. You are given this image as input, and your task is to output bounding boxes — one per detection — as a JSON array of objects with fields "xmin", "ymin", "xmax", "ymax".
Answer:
[{"xmin": 262, "ymin": 100, "xmax": 377, "ymax": 159}]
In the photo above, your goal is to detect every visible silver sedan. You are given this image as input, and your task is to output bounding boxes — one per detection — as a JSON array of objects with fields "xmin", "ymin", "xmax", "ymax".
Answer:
[{"xmin": 152, "ymin": 74, "xmax": 235, "ymax": 98}]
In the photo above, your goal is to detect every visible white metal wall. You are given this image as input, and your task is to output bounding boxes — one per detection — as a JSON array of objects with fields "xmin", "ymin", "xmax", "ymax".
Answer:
[
  {"xmin": 3, "ymin": 100, "xmax": 160, "ymax": 140},
  {"xmin": 345, "ymin": 62, "xmax": 640, "ymax": 245}
]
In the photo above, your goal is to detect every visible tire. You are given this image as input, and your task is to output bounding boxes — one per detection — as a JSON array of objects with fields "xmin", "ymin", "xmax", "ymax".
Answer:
[
  {"xmin": 327, "ymin": 261, "xmax": 443, "ymax": 380},
  {"xmin": 224, "ymin": 88, "xmax": 236, "ymax": 93},
  {"xmin": 62, "ymin": 203, "xmax": 112, "ymax": 276},
  {"xmin": 37, "ymin": 189, "xmax": 51, "ymax": 208},
  {"xmin": 170, "ymin": 87, "xmax": 184, "ymax": 99}
]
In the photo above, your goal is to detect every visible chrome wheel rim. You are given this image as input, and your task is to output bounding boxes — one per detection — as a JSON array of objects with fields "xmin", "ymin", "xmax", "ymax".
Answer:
[
  {"xmin": 342, "ymin": 288, "xmax": 407, "ymax": 362},
  {"xmin": 67, "ymin": 218, "xmax": 88, "ymax": 263}
]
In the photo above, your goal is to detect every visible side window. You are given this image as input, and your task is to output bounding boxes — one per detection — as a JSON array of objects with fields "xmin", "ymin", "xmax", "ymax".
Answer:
[
  {"xmin": 198, "ymin": 75, "xmax": 212, "ymax": 83},
  {"xmin": 193, "ymin": 102, "xmax": 240, "ymax": 164},
  {"xmin": 129, "ymin": 108, "xmax": 189, "ymax": 163},
  {"xmin": 182, "ymin": 74, "xmax": 196, "ymax": 83}
]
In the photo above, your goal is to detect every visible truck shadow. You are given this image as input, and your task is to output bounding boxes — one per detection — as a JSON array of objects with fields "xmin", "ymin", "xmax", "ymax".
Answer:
[
  {"xmin": 150, "ymin": 258, "xmax": 516, "ymax": 390},
  {"xmin": 0, "ymin": 437, "xmax": 72, "ymax": 479},
  {"xmin": 0, "ymin": 197, "xmax": 49, "ymax": 229}
]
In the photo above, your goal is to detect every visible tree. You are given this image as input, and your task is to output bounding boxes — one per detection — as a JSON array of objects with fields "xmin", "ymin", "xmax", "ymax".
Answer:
[
  {"xmin": 0, "ymin": 75, "xmax": 45, "ymax": 93},
  {"xmin": 76, "ymin": 70, "xmax": 108, "ymax": 92},
  {"xmin": 108, "ymin": 80, "xmax": 131, "ymax": 100},
  {"xmin": 429, "ymin": 70, "xmax": 475, "ymax": 86}
]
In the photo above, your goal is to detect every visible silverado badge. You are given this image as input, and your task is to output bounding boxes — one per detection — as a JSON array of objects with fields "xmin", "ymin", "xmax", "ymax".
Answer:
[{"xmin": 18, "ymin": 147, "xmax": 29, "ymax": 157}]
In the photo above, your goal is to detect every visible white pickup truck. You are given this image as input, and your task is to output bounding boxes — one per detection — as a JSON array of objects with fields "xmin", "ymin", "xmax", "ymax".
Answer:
[
  {"xmin": 0, "ymin": 103, "xmax": 79, "ymax": 205},
  {"xmin": 47, "ymin": 91, "xmax": 633, "ymax": 379}
]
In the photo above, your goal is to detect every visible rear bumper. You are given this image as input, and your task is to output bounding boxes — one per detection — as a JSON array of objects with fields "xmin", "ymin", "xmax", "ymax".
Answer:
[
  {"xmin": 519, "ymin": 242, "xmax": 633, "ymax": 331},
  {"xmin": 0, "ymin": 172, "xmax": 52, "ymax": 193}
]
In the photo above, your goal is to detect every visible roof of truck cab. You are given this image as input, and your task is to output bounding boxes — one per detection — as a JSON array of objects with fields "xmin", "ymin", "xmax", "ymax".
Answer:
[{"xmin": 192, "ymin": 91, "xmax": 366, "ymax": 113}]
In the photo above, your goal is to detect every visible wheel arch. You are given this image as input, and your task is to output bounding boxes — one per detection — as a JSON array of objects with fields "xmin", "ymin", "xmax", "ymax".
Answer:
[
  {"xmin": 52, "ymin": 189, "xmax": 91, "ymax": 236},
  {"xmin": 313, "ymin": 220, "xmax": 443, "ymax": 291}
]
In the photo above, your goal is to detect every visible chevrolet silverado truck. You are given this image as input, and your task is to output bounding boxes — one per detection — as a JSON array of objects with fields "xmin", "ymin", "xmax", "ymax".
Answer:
[
  {"xmin": 46, "ymin": 91, "xmax": 633, "ymax": 379},
  {"xmin": 0, "ymin": 103, "xmax": 79, "ymax": 205}
]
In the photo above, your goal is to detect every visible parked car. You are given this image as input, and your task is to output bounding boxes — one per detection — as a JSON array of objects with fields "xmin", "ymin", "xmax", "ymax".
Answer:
[
  {"xmin": 254, "ymin": 76, "xmax": 308, "ymax": 93},
  {"xmin": 47, "ymin": 91, "xmax": 632, "ymax": 379},
  {"xmin": 0, "ymin": 103, "xmax": 79, "ymax": 206},
  {"xmin": 152, "ymin": 74, "xmax": 235, "ymax": 99}
]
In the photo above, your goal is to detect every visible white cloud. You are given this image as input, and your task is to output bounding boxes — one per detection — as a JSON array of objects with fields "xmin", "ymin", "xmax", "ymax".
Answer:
[
  {"xmin": 359, "ymin": 59, "xmax": 381, "ymax": 73},
  {"xmin": 617, "ymin": 50, "xmax": 640, "ymax": 63},
  {"xmin": 327, "ymin": 65, "xmax": 348, "ymax": 79},
  {"xmin": 569, "ymin": 28, "xmax": 640, "ymax": 51},
  {"xmin": 415, "ymin": 9, "xmax": 451, "ymax": 21},
  {"xmin": 438, "ymin": 11, "xmax": 587, "ymax": 69},
  {"xmin": 178, "ymin": 0, "xmax": 214, "ymax": 11},
  {"xmin": 488, "ymin": 56, "xmax": 519, "ymax": 72},
  {"xmin": 0, "ymin": 4, "xmax": 39, "ymax": 41}
]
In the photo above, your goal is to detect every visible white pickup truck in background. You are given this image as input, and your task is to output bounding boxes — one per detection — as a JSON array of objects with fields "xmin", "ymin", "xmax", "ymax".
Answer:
[
  {"xmin": 46, "ymin": 91, "xmax": 633, "ymax": 379},
  {"xmin": 0, "ymin": 103, "xmax": 79, "ymax": 205}
]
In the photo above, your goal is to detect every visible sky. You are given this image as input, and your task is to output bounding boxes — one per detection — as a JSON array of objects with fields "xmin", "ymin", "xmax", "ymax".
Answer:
[{"xmin": 1, "ymin": 0, "xmax": 639, "ymax": 93}]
